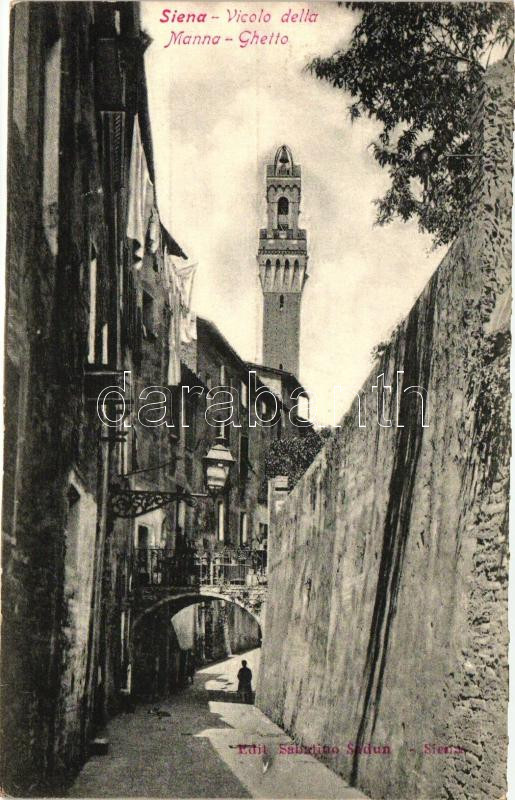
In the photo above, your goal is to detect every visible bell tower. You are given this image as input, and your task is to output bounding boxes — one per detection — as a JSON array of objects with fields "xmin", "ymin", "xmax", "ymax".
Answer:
[{"xmin": 257, "ymin": 145, "xmax": 308, "ymax": 377}]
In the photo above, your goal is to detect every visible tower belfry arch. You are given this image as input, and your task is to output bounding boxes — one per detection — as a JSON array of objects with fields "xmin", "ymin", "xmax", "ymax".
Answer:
[{"xmin": 258, "ymin": 145, "xmax": 308, "ymax": 377}]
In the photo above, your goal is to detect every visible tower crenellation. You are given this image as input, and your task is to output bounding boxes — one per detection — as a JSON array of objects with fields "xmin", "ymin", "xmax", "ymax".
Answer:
[{"xmin": 258, "ymin": 145, "xmax": 308, "ymax": 377}]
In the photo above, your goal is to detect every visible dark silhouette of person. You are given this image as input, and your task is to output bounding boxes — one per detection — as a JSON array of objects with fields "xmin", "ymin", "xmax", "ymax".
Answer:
[
  {"xmin": 187, "ymin": 650, "xmax": 196, "ymax": 685},
  {"xmin": 237, "ymin": 659, "xmax": 253, "ymax": 703}
]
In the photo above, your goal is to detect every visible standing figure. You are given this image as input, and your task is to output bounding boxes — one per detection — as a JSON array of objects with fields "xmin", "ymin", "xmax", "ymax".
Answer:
[
  {"xmin": 187, "ymin": 650, "xmax": 196, "ymax": 685},
  {"xmin": 237, "ymin": 659, "xmax": 253, "ymax": 704}
]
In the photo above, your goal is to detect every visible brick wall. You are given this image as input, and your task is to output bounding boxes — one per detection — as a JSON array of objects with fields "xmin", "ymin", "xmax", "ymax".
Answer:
[{"xmin": 262, "ymin": 291, "xmax": 302, "ymax": 375}]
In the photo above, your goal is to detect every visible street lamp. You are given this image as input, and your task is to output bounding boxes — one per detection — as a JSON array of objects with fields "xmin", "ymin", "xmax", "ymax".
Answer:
[
  {"xmin": 108, "ymin": 437, "xmax": 235, "ymax": 518},
  {"xmin": 203, "ymin": 439, "xmax": 235, "ymax": 496}
]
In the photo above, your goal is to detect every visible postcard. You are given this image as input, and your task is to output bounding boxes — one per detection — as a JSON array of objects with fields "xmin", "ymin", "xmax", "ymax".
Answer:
[{"xmin": 1, "ymin": 1, "xmax": 512, "ymax": 798}]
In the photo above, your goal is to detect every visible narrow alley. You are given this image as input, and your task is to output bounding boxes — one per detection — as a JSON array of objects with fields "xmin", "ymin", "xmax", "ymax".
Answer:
[{"xmin": 69, "ymin": 649, "xmax": 366, "ymax": 799}]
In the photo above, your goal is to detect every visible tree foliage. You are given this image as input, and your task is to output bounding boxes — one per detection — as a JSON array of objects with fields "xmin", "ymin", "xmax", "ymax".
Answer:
[
  {"xmin": 308, "ymin": 2, "xmax": 513, "ymax": 247},
  {"xmin": 264, "ymin": 429, "xmax": 333, "ymax": 491}
]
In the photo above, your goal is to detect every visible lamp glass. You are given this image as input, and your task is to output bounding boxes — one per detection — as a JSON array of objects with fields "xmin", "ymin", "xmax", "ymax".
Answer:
[{"xmin": 203, "ymin": 441, "xmax": 234, "ymax": 495}]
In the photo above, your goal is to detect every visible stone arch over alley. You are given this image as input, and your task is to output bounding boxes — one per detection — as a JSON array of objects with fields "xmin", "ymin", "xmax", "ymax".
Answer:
[
  {"xmin": 132, "ymin": 588, "xmax": 266, "ymax": 633},
  {"xmin": 128, "ymin": 588, "xmax": 265, "ymax": 702}
]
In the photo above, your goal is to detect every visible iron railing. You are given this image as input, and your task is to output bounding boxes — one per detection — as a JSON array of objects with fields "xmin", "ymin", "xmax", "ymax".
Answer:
[{"xmin": 133, "ymin": 547, "xmax": 267, "ymax": 590}]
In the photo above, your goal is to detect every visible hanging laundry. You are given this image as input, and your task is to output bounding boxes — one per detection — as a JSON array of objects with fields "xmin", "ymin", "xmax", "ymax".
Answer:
[
  {"xmin": 180, "ymin": 309, "xmax": 197, "ymax": 345},
  {"xmin": 176, "ymin": 263, "xmax": 197, "ymax": 307},
  {"xmin": 126, "ymin": 115, "xmax": 153, "ymax": 266},
  {"xmin": 176, "ymin": 262, "xmax": 198, "ymax": 344},
  {"xmin": 146, "ymin": 206, "xmax": 161, "ymax": 255},
  {"xmin": 164, "ymin": 251, "xmax": 183, "ymax": 386}
]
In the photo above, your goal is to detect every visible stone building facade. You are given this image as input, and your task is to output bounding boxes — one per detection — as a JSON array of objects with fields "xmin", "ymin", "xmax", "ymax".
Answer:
[{"xmin": 1, "ymin": 2, "xmax": 194, "ymax": 793}]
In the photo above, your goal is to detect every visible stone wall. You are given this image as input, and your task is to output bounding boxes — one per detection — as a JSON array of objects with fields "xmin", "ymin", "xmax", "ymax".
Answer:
[{"xmin": 257, "ymin": 61, "xmax": 511, "ymax": 800}]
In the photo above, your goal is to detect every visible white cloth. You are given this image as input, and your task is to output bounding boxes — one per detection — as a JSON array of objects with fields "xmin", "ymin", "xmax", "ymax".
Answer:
[
  {"xmin": 176, "ymin": 263, "xmax": 198, "ymax": 344},
  {"xmin": 176, "ymin": 263, "xmax": 197, "ymax": 307},
  {"xmin": 180, "ymin": 309, "xmax": 197, "ymax": 344},
  {"xmin": 127, "ymin": 115, "xmax": 153, "ymax": 265},
  {"xmin": 163, "ymin": 254, "xmax": 198, "ymax": 381},
  {"xmin": 164, "ymin": 252, "xmax": 183, "ymax": 385},
  {"xmin": 147, "ymin": 207, "xmax": 161, "ymax": 255},
  {"xmin": 172, "ymin": 607, "xmax": 195, "ymax": 650}
]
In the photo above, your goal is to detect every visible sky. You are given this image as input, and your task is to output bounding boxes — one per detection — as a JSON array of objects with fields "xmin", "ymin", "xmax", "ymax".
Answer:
[{"xmin": 141, "ymin": 1, "xmax": 445, "ymax": 425}]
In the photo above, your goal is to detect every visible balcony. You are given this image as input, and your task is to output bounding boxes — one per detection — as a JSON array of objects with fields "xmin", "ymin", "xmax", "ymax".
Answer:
[{"xmin": 133, "ymin": 547, "xmax": 267, "ymax": 590}]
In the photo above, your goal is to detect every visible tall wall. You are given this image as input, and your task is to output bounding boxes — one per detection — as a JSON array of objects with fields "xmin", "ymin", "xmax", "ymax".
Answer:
[{"xmin": 257, "ymin": 61, "xmax": 511, "ymax": 800}]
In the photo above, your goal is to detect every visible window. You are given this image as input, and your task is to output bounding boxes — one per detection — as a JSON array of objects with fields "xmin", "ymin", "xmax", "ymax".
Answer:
[
  {"xmin": 176, "ymin": 500, "xmax": 187, "ymax": 542},
  {"xmin": 87, "ymin": 249, "xmax": 97, "ymax": 363},
  {"xmin": 219, "ymin": 363, "xmax": 226, "ymax": 385},
  {"xmin": 279, "ymin": 294, "xmax": 284, "ymax": 310},
  {"xmin": 142, "ymin": 290, "xmax": 155, "ymax": 337},
  {"xmin": 42, "ymin": 31, "xmax": 62, "ymax": 255},
  {"xmin": 277, "ymin": 196, "xmax": 289, "ymax": 230},
  {"xmin": 136, "ymin": 525, "xmax": 151, "ymax": 585},
  {"xmin": 278, "ymin": 197, "xmax": 289, "ymax": 215},
  {"xmin": 241, "ymin": 380, "xmax": 248, "ymax": 409},
  {"xmin": 215, "ymin": 418, "xmax": 228, "ymax": 443},
  {"xmin": 119, "ymin": 427, "xmax": 129, "ymax": 476},
  {"xmin": 131, "ymin": 427, "xmax": 139, "ymax": 471},
  {"xmin": 184, "ymin": 399, "xmax": 196, "ymax": 451},
  {"xmin": 101, "ymin": 323, "xmax": 109, "ymax": 364},
  {"xmin": 240, "ymin": 512, "xmax": 248, "ymax": 546},
  {"xmin": 239, "ymin": 434, "xmax": 249, "ymax": 484},
  {"xmin": 259, "ymin": 522, "xmax": 268, "ymax": 543},
  {"xmin": 168, "ymin": 385, "xmax": 181, "ymax": 439},
  {"xmin": 216, "ymin": 500, "xmax": 225, "ymax": 542},
  {"xmin": 136, "ymin": 525, "xmax": 149, "ymax": 549}
]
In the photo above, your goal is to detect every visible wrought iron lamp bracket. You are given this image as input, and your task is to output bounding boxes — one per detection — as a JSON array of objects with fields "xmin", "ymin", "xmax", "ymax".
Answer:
[{"xmin": 109, "ymin": 482, "xmax": 198, "ymax": 519}]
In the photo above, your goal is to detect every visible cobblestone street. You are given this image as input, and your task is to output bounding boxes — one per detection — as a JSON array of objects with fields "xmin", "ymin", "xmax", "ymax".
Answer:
[{"xmin": 69, "ymin": 649, "xmax": 366, "ymax": 799}]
